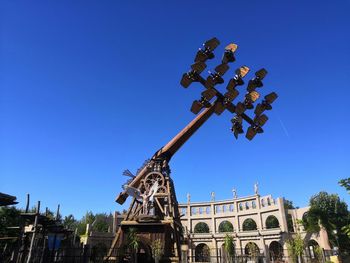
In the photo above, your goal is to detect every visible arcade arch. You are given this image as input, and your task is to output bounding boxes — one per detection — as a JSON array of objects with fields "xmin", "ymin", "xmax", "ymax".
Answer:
[
  {"xmin": 244, "ymin": 242, "xmax": 260, "ymax": 257},
  {"xmin": 265, "ymin": 215, "xmax": 279, "ymax": 229},
  {"xmin": 242, "ymin": 218, "xmax": 257, "ymax": 231},
  {"xmin": 218, "ymin": 220, "xmax": 234, "ymax": 232},
  {"xmin": 269, "ymin": 241, "xmax": 283, "ymax": 261},
  {"xmin": 195, "ymin": 243, "xmax": 211, "ymax": 262},
  {"xmin": 194, "ymin": 222, "xmax": 210, "ymax": 233},
  {"xmin": 307, "ymin": 240, "xmax": 321, "ymax": 261}
]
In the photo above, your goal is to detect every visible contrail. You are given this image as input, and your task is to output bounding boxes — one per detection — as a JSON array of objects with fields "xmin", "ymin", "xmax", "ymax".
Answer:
[{"xmin": 277, "ymin": 115, "xmax": 290, "ymax": 138}]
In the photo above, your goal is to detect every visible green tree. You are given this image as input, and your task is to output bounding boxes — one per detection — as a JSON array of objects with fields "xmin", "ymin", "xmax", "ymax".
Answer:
[
  {"xmin": 127, "ymin": 228, "xmax": 139, "ymax": 263},
  {"xmin": 339, "ymin": 178, "xmax": 350, "ymax": 193},
  {"xmin": 43, "ymin": 208, "xmax": 56, "ymax": 220},
  {"xmin": 303, "ymin": 192, "xmax": 350, "ymax": 251},
  {"xmin": 93, "ymin": 213, "xmax": 110, "ymax": 232},
  {"xmin": 284, "ymin": 199, "xmax": 295, "ymax": 209},
  {"xmin": 0, "ymin": 206, "xmax": 21, "ymax": 237},
  {"xmin": 75, "ymin": 212, "xmax": 110, "ymax": 235},
  {"xmin": 82, "ymin": 211, "xmax": 96, "ymax": 224},
  {"xmin": 0, "ymin": 206, "xmax": 22, "ymax": 261},
  {"xmin": 342, "ymin": 225, "xmax": 350, "ymax": 238},
  {"xmin": 286, "ymin": 234, "xmax": 304, "ymax": 263},
  {"xmin": 63, "ymin": 214, "xmax": 78, "ymax": 230},
  {"xmin": 339, "ymin": 178, "xmax": 350, "ymax": 239},
  {"xmin": 223, "ymin": 234, "xmax": 235, "ymax": 263}
]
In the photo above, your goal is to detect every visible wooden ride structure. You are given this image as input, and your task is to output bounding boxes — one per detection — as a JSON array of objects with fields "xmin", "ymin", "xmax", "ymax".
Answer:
[{"xmin": 107, "ymin": 37, "xmax": 278, "ymax": 262}]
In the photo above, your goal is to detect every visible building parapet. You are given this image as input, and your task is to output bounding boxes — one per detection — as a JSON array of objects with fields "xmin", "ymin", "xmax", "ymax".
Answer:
[{"xmin": 179, "ymin": 194, "xmax": 281, "ymax": 218}]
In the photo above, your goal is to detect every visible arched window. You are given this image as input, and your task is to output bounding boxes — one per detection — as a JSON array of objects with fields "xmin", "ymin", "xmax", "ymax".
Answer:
[
  {"xmin": 229, "ymin": 204, "xmax": 234, "ymax": 212},
  {"xmin": 223, "ymin": 205, "xmax": 227, "ymax": 212},
  {"xmin": 239, "ymin": 203, "xmax": 243, "ymax": 211},
  {"xmin": 302, "ymin": 212, "xmax": 308, "ymax": 221},
  {"xmin": 245, "ymin": 202, "xmax": 249, "ymax": 210},
  {"xmin": 206, "ymin": 207, "xmax": 210, "ymax": 214},
  {"xmin": 269, "ymin": 241, "xmax": 283, "ymax": 261},
  {"xmin": 267, "ymin": 198, "xmax": 271, "ymax": 206},
  {"xmin": 261, "ymin": 199, "xmax": 265, "ymax": 207},
  {"xmin": 195, "ymin": 243, "xmax": 211, "ymax": 262},
  {"xmin": 302, "ymin": 212, "xmax": 309, "ymax": 230},
  {"xmin": 287, "ymin": 214, "xmax": 294, "ymax": 232},
  {"xmin": 218, "ymin": 220, "xmax": 234, "ymax": 232},
  {"xmin": 194, "ymin": 222, "xmax": 210, "ymax": 233},
  {"xmin": 265, "ymin": 215, "xmax": 280, "ymax": 229},
  {"xmin": 199, "ymin": 207, "xmax": 203, "ymax": 214},
  {"xmin": 252, "ymin": 201, "xmax": 256, "ymax": 209},
  {"xmin": 245, "ymin": 242, "xmax": 260, "ymax": 257},
  {"xmin": 242, "ymin": 218, "xmax": 257, "ymax": 231},
  {"xmin": 191, "ymin": 207, "xmax": 196, "ymax": 215},
  {"xmin": 307, "ymin": 240, "xmax": 321, "ymax": 260}
]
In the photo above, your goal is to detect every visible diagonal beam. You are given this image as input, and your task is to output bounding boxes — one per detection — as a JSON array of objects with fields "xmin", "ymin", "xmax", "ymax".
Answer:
[{"xmin": 116, "ymin": 100, "xmax": 219, "ymax": 204}]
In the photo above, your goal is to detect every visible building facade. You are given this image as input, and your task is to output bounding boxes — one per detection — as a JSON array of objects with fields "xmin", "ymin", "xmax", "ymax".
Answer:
[{"xmin": 178, "ymin": 192, "xmax": 331, "ymax": 262}]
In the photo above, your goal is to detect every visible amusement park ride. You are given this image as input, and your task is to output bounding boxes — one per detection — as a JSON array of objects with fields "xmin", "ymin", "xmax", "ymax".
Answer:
[{"xmin": 107, "ymin": 38, "xmax": 278, "ymax": 262}]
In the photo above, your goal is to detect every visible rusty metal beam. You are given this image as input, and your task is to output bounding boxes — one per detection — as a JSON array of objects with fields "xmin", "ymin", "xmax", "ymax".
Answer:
[{"xmin": 116, "ymin": 100, "xmax": 218, "ymax": 204}]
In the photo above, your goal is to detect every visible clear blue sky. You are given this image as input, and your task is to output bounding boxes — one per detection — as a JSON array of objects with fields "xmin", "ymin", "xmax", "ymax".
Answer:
[{"xmin": 1, "ymin": 0, "xmax": 349, "ymax": 218}]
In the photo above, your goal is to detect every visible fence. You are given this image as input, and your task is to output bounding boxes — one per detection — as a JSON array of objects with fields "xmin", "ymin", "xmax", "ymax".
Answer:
[
  {"xmin": 0, "ymin": 245, "xmax": 125, "ymax": 263},
  {"xmin": 1, "ymin": 244, "xmax": 348, "ymax": 263},
  {"xmin": 186, "ymin": 248, "xmax": 346, "ymax": 263}
]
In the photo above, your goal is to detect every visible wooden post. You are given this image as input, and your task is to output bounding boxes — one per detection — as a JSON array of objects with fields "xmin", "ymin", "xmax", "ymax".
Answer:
[
  {"xmin": 26, "ymin": 201, "xmax": 40, "ymax": 263},
  {"xmin": 25, "ymin": 194, "xmax": 30, "ymax": 213},
  {"xmin": 55, "ymin": 204, "xmax": 60, "ymax": 220}
]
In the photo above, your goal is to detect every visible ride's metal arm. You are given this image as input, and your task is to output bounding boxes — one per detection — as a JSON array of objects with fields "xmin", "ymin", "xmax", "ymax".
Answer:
[
  {"xmin": 115, "ymin": 100, "xmax": 218, "ymax": 204},
  {"xmin": 154, "ymin": 101, "xmax": 218, "ymax": 161}
]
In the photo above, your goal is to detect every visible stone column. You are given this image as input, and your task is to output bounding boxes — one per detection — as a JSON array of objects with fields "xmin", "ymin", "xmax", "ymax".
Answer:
[
  {"xmin": 234, "ymin": 200, "xmax": 239, "ymax": 213},
  {"xmin": 187, "ymin": 204, "xmax": 191, "ymax": 234},
  {"xmin": 211, "ymin": 203, "xmax": 216, "ymax": 234},
  {"xmin": 260, "ymin": 238, "xmax": 269, "ymax": 263},
  {"xmin": 257, "ymin": 211, "xmax": 263, "ymax": 230},
  {"xmin": 212, "ymin": 238, "xmax": 218, "ymax": 263},
  {"xmin": 277, "ymin": 197, "xmax": 288, "ymax": 232},
  {"xmin": 256, "ymin": 195, "xmax": 262, "ymax": 209},
  {"xmin": 235, "ymin": 200, "xmax": 240, "ymax": 232},
  {"xmin": 181, "ymin": 244, "xmax": 189, "ymax": 263},
  {"xmin": 238, "ymin": 238, "xmax": 243, "ymax": 256},
  {"xmin": 234, "ymin": 215, "xmax": 240, "ymax": 233},
  {"xmin": 256, "ymin": 196, "xmax": 264, "ymax": 231},
  {"xmin": 318, "ymin": 227, "xmax": 331, "ymax": 249}
]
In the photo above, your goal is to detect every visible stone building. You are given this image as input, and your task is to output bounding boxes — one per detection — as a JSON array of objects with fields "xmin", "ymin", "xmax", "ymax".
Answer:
[{"xmin": 178, "ymin": 191, "xmax": 331, "ymax": 262}]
